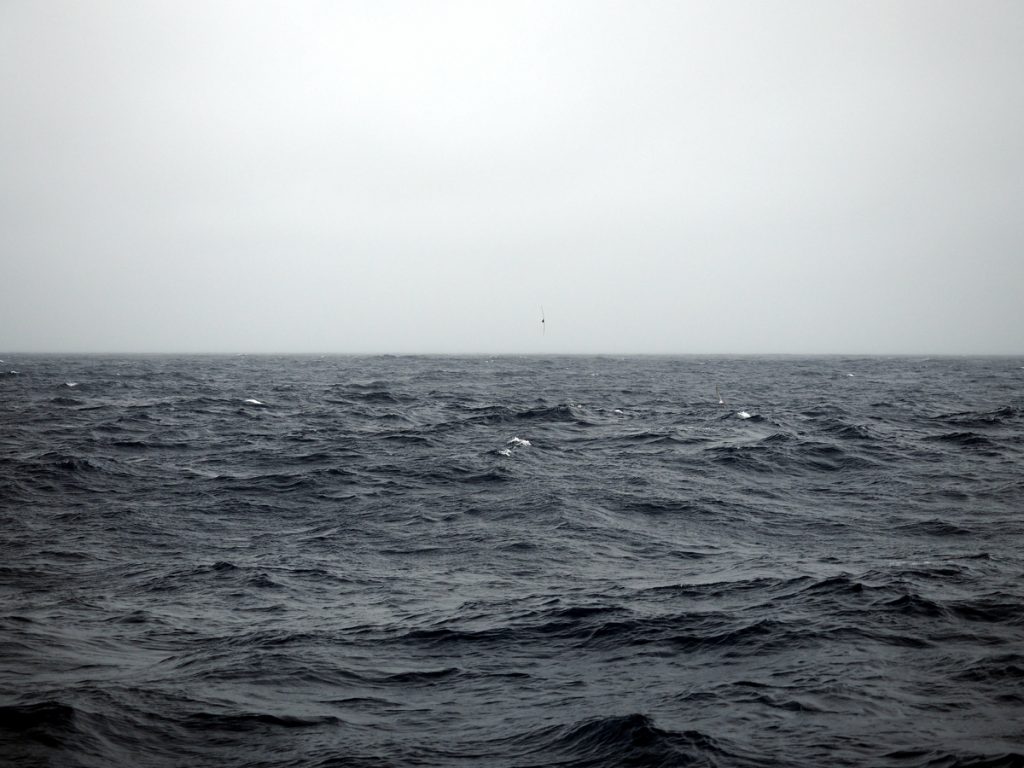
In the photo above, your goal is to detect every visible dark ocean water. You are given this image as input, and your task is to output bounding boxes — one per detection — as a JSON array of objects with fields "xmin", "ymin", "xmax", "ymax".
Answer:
[{"xmin": 1, "ymin": 354, "xmax": 1022, "ymax": 767}]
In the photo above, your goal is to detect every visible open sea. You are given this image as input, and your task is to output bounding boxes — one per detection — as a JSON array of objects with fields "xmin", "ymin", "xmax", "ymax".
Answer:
[{"xmin": 1, "ymin": 354, "xmax": 1022, "ymax": 767}]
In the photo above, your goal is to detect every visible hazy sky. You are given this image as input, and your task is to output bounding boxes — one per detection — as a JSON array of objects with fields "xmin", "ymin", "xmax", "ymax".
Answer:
[{"xmin": 2, "ymin": 1, "xmax": 1022, "ymax": 354}]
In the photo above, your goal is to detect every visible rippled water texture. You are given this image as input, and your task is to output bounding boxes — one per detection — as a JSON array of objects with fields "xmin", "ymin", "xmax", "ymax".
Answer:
[{"xmin": 1, "ymin": 355, "xmax": 1022, "ymax": 767}]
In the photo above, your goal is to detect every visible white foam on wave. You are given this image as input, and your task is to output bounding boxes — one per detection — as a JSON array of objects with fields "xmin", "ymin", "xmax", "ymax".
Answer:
[
  {"xmin": 244, "ymin": 398, "xmax": 264, "ymax": 405},
  {"xmin": 65, "ymin": 382, "xmax": 79, "ymax": 388},
  {"xmin": 736, "ymin": 411, "xmax": 752, "ymax": 420},
  {"xmin": 498, "ymin": 436, "xmax": 532, "ymax": 457}
]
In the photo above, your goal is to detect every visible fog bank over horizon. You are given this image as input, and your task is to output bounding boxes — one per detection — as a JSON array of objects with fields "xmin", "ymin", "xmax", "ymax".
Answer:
[{"xmin": 2, "ymin": 1, "xmax": 1022, "ymax": 355}]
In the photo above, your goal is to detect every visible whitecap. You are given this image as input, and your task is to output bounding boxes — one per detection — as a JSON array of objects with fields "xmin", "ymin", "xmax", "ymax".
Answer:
[
  {"xmin": 65, "ymin": 382, "xmax": 79, "ymax": 388},
  {"xmin": 498, "ymin": 448, "xmax": 512, "ymax": 457},
  {"xmin": 244, "ymin": 398, "xmax": 264, "ymax": 405},
  {"xmin": 736, "ymin": 411, "xmax": 752, "ymax": 419},
  {"xmin": 508, "ymin": 437, "xmax": 531, "ymax": 447}
]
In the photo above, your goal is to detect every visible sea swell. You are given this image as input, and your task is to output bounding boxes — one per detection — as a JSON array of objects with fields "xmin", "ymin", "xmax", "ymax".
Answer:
[{"xmin": 1, "ymin": 354, "xmax": 1022, "ymax": 766}]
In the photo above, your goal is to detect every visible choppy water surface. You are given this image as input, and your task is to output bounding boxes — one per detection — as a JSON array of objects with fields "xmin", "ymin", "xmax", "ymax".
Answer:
[{"xmin": 1, "ymin": 355, "xmax": 1022, "ymax": 767}]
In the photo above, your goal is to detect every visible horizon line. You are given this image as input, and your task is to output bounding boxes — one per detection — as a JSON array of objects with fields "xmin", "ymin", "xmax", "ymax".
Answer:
[{"xmin": 2, "ymin": 350, "xmax": 1021, "ymax": 359}]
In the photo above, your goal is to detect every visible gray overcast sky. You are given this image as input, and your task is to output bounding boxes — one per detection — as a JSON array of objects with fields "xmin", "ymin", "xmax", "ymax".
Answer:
[{"xmin": 2, "ymin": 1, "xmax": 1022, "ymax": 354}]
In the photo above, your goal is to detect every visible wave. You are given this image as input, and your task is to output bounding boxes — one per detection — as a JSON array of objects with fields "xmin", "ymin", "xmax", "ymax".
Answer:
[
  {"xmin": 789, "ymin": 440, "xmax": 879, "ymax": 471},
  {"xmin": 0, "ymin": 700, "xmax": 76, "ymax": 734},
  {"xmin": 397, "ymin": 605, "xmax": 802, "ymax": 657},
  {"xmin": 932, "ymin": 405, "xmax": 1020, "ymax": 428},
  {"xmin": 821, "ymin": 420, "xmax": 877, "ymax": 440},
  {"xmin": 506, "ymin": 713, "xmax": 736, "ymax": 767},
  {"xmin": 925, "ymin": 432, "xmax": 998, "ymax": 448},
  {"xmin": 458, "ymin": 402, "xmax": 595, "ymax": 426},
  {"xmin": 705, "ymin": 438, "xmax": 877, "ymax": 474},
  {"xmin": 953, "ymin": 653, "xmax": 1024, "ymax": 684},
  {"xmin": 897, "ymin": 519, "xmax": 974, "ymax": 536},
  {"xmin": 327, "ymin": 382, "xmax": 416, "ymax": 405},
  {"xmin": 883, "ymin": 748, "xmax": 1024, "ymax": 767},
  {"xmin": 182, "ymin": 710, "xmax": 341, "ymax": 731},
  {"xmin": 4, "ymin": 452, "xmax": 124, "ymax": 495},
  {"xmin": 50, "ymin": 396, "xmax": 84, "ymax": 406}
]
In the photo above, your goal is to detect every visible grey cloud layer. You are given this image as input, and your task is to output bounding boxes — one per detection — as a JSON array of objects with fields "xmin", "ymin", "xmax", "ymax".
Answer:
[{"xmin": 2, "ymin": 1, "xmax": 1022, "ymax": 353}]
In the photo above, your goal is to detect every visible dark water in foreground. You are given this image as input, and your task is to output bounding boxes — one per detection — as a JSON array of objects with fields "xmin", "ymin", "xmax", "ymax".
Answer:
[{"xmin": 1, "ymin": 355, "xmax": 1022, "ymax": 767}]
